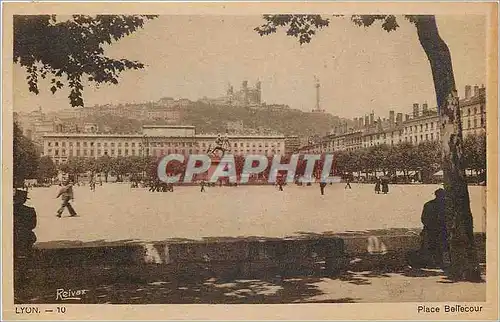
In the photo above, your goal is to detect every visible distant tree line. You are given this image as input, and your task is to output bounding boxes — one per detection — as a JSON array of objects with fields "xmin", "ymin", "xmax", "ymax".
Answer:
[{"xmin": 333, "ymin": 135, "xmax": 486, "ymax": 183}]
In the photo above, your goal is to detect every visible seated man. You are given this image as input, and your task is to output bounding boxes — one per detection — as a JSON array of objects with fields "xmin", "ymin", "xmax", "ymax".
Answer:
[
  {"xmin": 407, "ymin": 188, "xmax": 448, "ymax": 268},
  {"xmin": 13, "ymin": 189, "xmax": 37, "ymax": 288}
]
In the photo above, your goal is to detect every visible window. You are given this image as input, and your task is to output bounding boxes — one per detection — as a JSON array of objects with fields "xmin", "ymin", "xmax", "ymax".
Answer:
[
  {"xmin": 474, "ymin": 107, "xmax": 477, "ymax": 114},
  {"xmin": 118, "ymin": 149, "xmax": 122, "ymax": 155},
  {"xmin": 84, "ymin": 150, "xmax": 88, "ymax": 156},
  {"xmin": 62, "ymin": 149, "xmax": 66, "ymax": 155},
  {"xmin": 90, "ymin": 142, "xmax": 94, "ymax": 147},
  {"xmin": 467, "ymin": 120, "xmax": 471, "ymax": 129},
  {"xmin": 90, "ymin": 150, "xmax": 94, "ymax": 156},
  {"xmin": 111, "ymin": 143, "xmax": 115, "ymax": 147},
  {"xmin": 431, "ymin": 122, "xmax": 434, "ymax": 130},
  {"xmin": 104, "ymin": 142, "xmax": 107, "ymax": 147},
  {"xmin": 468, "ymin": 108, "xmax": 471, "ymax": 115},
  {"xmin": 420, "ymin": 124, "xmax": 423, "ymax": 132},
  {"xmin": 48, "ymin": 142, "xmax": 52, "ymax": 147},
  {"xmin": 69, "ymin": 150, "xmax": 73, "ymax": 156},
  {"xmin": 474, "ymin": 118, "xmax": 477, "ymax": 128},
  {"xmin": 125, "ymin": 149, "xmax": 129, "ymax": 156},
  {"xmin": 131, "ymin": 150, "xmax": 135, "ymax": 156},
  {"xmin": 234, "ymin": 143, "xmax": 238, "ymax": 147},
  {"xmin": 125, "ymin": 142, "xmax": 129, "ymax": 147},
  {"xmin": 425, "ymin": 123, "xmax": 428, "ymax": 131},
  {"xmin": 55, "ymin": 142, "xmax": 59, "ymax": 147},
  {"xmin": 131, "ymin": 142, "xmax": 135, "ymax": 147},
  {"xmin": 118, "ymin": 142, "xmax": 122, "ymax": 147},
  {"xmin": 83, "ymin": 142, "xmax": 88, "ymax": 147},
  {"xmin": 98, "ymin": 150, "xmax": 101, "ymax": 155},
  {"xmin": 425, "ymin": 134, "xmax": 428, "ymax": 141},
  {"xmin": 48, "ymin": 148, "xmax": 52, "ymax": 154},
  {"xmin": 431, "ymin": 133, "xmax": 434, "ymax": 140},
  {"xmin": 76, "ymin": 142, "xmax": 80, "ymax": 147},
  {"xmin": 62, "ymin": 142, "xmax": 66, "ymax": 147},
  {"xmin": 111, "ymin": 149, "xmax": 115, "ymax": 155}
]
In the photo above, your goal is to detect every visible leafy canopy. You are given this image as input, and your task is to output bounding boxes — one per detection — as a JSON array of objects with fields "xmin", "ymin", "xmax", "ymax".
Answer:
[
  {"xmin": 255, "ymin": 14, "xmax": 421, "ymax": 45},
  {"xmin": 14, "ymin": 15, "xmax": 157, "ymax": 107}
]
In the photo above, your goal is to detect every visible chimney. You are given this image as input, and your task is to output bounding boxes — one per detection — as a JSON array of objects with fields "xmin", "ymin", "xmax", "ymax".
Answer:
[
  {"xmin": 413, "ymin": 103, "xmax": 419, "ymax": 118},
  {"xmin": 370, "ymin": 112, "xmax": 375, "ymax": 126},
  {"xmin": 389, "ymin": 110, "xmax": 395, "ymax": 126},
  {"xmin": 465, "ymin": 85, "xmax": 472, "ymax": 99},
  {"xmin": 474, "ymin": 85, "xmax": 479, "ymax": 97},
  {"xmin": 422, "ymin": 103, "xmax": 429, "ymax": 115},
  {"xmin": 396, "ymin": 113, "xmax": 403, "ymax": 125},
  {"xmin": 365, "ymin": 115, "xmax": 370, "ymax": 128},
  {"xmin": 405, "ymin": 114, "xmax": 410, "ymax": 121}
]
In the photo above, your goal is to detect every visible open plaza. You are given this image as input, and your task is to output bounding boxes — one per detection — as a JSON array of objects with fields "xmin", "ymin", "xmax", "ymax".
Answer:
[{"xmin": 26, "ymin": 183, "xmax": 486, "ymax": 245}]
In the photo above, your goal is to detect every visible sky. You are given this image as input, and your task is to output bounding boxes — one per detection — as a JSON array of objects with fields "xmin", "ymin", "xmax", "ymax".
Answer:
[{"xmin": 13, "ymin": 15, "xmax": 487, "ymax": 119}]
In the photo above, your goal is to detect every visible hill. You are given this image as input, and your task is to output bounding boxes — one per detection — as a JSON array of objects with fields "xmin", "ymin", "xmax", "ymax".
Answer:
[{"xmin": 59, "ymin": 101, "xmax": 344, "ymax": 137}]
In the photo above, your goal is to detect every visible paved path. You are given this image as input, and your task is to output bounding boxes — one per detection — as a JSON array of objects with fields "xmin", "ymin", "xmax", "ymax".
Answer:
[{"xmin": 26, "ymin": 183, "xmax": 486, "ymax": 243}]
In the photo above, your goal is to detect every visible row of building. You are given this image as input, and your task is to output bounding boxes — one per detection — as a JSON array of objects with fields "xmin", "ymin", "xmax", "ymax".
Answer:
[
  {"xmin": 299, "ymin": 85, "xmax": 486, "ymax": 153},
  {"xmin": 41, "ymin": 125, "xmax": 300, "ymax": 165}
]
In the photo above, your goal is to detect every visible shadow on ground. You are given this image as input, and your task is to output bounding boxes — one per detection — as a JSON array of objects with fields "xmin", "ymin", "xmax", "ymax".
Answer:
[{"xmin": 15, "ymin": 263, "xmax": 486, "ymax": 304}]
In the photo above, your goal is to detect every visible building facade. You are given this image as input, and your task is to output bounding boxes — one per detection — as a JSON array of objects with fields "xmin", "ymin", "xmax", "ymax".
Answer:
[
  {"xmin": 42, "ymin": 125, "xmax": 287, "ymax": 165},
  {"xmin": 298, "ymin": 85, "xmax": 486, "ymax": 153}
]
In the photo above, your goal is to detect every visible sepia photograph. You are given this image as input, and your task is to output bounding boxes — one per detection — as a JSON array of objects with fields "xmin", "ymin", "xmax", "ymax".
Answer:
[{"xmin": 2, "ymin": 2, "xmax": 498, "ymax": 320}]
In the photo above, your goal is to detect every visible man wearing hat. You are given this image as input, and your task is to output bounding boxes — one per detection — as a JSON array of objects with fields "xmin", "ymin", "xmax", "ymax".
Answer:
[
  {"xmin": 420, "ymin": 188, "xmax": 448, "ymax": 267},
  {"xmin": 13, "ymin": 189, "xmax": 37, "ymax": 288},
  {"xmin": 56, "ymin": 179, "xmax": 77, "ymax": 217}
]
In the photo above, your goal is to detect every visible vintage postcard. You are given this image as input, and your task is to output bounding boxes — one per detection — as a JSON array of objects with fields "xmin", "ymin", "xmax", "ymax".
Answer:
[{"xmin": 2, "ymin": 1, "xmax": 498, "ymax": 320}]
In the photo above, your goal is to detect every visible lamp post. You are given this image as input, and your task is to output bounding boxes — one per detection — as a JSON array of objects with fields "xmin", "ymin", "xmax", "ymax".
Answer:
[{"xmin": 142, "ymin": 134, "xmax": 149, "ymax": 180}]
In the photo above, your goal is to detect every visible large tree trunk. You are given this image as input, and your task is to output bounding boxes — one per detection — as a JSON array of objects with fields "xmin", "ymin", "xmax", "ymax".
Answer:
[{"xmin": 415, "ymin": 16, "xmax": 480, "ymax": 281}]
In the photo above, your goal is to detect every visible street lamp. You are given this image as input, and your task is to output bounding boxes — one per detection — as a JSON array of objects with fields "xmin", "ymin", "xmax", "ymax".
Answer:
[{"xmin": 142, "ymin": 134, "xmax": 149, "ymax": 180}]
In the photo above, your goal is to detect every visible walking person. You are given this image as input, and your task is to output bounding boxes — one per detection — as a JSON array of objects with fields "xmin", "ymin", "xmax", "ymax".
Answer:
[
  {"xmin": 344, "ymin": 177, "xmax": 352, "ymax": 189},
  {"xmin": 278, "ymin": 177, "xmax": 284, "ymax": 191},
  {"xmin": 200, "ymin": 180, "xmax": 206, "ymax": 192},
  {"xmin": 319, "ymin": 181, "xmax": 327, "ymax": 195},
  {"xmin": 374, "ymin": 178, "xmax": 381, "ymax": 194},
  {"xmin": 56, "ymin": 179, "xmax": 77, "ymax": 218},
  {"xmin": 382, "ymin": 177, "xmax": 389, "ymax": 194}
]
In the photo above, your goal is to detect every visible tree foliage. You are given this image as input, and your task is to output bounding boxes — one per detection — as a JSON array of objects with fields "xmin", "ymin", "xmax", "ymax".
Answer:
[
  {"xmin": 255, "ymin": 14, "xmax": 415, "ymax": 45},
  {"xmin": 14, "ymin": 15, "xmax": 157, "ymax": 107},
  {"xmin": 13, "ymin": 122, "xmax": 40, "ymax": 187},
  {"xmin": 36, "ymin": 156, "xmax": 57, "ymax": 183}
]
